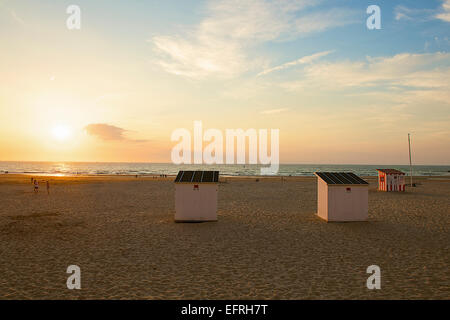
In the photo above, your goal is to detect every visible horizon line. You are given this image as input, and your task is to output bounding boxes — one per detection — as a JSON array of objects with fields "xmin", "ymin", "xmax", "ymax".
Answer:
[{"xmin": 0, "ymin": 160, "xmax": 449, "ymax": 167}]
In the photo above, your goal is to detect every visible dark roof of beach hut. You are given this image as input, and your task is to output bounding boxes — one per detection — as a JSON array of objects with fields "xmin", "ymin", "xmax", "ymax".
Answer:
[
  {"xmin": 174, "ymin": 171, "xmax": 219, "ymax": 183},
  {"xmin": 315, "ymin": 172, "xmax": 369, "ymax": 185}
]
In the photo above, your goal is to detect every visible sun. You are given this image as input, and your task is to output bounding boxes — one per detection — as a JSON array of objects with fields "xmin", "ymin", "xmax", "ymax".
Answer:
[{"xmin": 51, "ymin": 125, "xmax": 71, "ymax": 141}]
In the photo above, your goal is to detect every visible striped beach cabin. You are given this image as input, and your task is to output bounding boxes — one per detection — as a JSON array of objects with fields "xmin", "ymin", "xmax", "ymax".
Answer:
[{"xmin": 376, "ymin": 169, "xmax": 405, "ymax": 192}]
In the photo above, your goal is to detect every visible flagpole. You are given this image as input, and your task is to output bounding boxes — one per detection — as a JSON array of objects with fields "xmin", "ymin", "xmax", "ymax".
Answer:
[{"xmin": 408, "ymin": 133, "xmax": 413, "ymax": 187}]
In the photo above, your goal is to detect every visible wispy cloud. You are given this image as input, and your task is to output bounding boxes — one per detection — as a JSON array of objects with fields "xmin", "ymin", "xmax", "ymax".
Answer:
[
  {"xmin": 95, "ymin": 92, "xmax": 128, "ymax": 103},
  {"xmin": 395, "ymin": 1, "xmax": 450, "ymax": 23},
  {"xmin": 436, "ymin": 0, "xmax": 450, "ymax": 22},
  {"xmin": 84, "ymin": 124, "xmax": 148, "ymax": 143},
  {"xmin": 150, "ymin": 0, "xmax": 358, "ymax": 79},
  {"xmin": 292, "ymin": 8, "xmax": 359, "ymax": 34},
  {"xmin": 260, "ymin": 108, "xmax": 289, "ymax": 115},
  {"xmin": 281, "ymin": 52, "xmax": 450, "ymax": 91},
  {"xmin": 395, "ymin": 6, "xmax": 423, "ymax": 21},
  {"xmin": 10, "ymin": 9, "xmax": 25, "ymax": 26},
  {"xmin": 258, "ymin": 50, "xmax": 333, "ymax": 76}
]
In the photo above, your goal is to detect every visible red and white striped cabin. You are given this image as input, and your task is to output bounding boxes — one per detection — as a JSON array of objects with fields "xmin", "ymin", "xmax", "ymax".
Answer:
[{"xmin": 376, "ymin": 169, "xmax": 406, "ymax": 192}]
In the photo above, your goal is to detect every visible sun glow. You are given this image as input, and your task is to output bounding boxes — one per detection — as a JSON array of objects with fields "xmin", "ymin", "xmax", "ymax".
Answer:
[{"xmin": 51, "ymin": 125, "xmax": 72, "ymax": 141}]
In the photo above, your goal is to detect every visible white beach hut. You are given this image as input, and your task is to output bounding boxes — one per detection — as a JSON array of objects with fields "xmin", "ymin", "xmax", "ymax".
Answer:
[
  {"xmin": 376, "ymin": 169, "xmax": 405, "ymax": 192},
  {"xmin": 174, "ymin": 170, "xmax": 219, "ymax": 222},
  {"xmin": 315, "ymin": 172, "xmax": 369, "ymax": 222}
]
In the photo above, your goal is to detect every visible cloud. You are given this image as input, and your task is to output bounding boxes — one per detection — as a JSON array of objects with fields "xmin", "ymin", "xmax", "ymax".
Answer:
[
  {"xmin": 10, "ymin": 9, "xmax": 25, "ymax": 26},
  {"xmin": 84, "ymin": 124, "xmax": 127, "ymax": 140},
  {"xmin": 394, "ymin": 2, "xmax": 450, "ymax": 23},
  {"xmin": 258, "ymin": 50, "xmax": 333, "ymax": 76},
  {"xmin": 395, "ymin": 6, "xmax": 423, "ymax": 21},
  {"xmin": 281, "ymin": 52, "xmax": 450, "ymax": 91},
  {"xmin": 292, "ymin": 8, "xmax": 358, "ymax": 34},
  {"xmin": 95, "ymin": 92, "xmax": 128, "ymax": 102},
  {"xmin": 152, "ymin": 35, "xmax": 246, "ymax": 78},
  {"xmin": 84, "ymin": 124, "xmax": 148, "ymax": 143},
  {"xmin": 436, "ymin": 0, "xmax": 450, "ymax": 22},
  {"xmin": 260, "ymin": 108, "xmax": 289, "ymax": 114},
  {"xmin": 150, "ymin": 0, "xmax": 359, "ymax": 79}
]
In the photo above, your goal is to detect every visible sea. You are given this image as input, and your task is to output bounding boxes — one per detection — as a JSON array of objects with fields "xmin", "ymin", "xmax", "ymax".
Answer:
[{"xmin": 0, "ymin": 162, "xmax": 448, "ymax": 177}]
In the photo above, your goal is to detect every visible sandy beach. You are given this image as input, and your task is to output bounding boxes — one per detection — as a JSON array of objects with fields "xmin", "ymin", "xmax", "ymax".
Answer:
[{"xmin": 0, "ymin": 174, "xmax": 448, "ymax": 300}]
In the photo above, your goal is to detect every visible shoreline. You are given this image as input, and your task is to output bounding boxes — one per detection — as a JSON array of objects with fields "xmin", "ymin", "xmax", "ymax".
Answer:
[{"xmin": 1, "ymin": 173, "xmax": 449, "ymax": 180}]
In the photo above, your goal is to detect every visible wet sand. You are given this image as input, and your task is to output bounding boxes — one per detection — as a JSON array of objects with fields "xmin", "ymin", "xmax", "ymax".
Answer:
[{"xmin": 0, "ymin": 174, "xmax": 449, "ymax": 299}]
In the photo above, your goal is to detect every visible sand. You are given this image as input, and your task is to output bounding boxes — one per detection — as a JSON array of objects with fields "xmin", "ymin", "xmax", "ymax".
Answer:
[{"xmin": 0, "ymin": 174, "xmax": 448, "ymax": 300}]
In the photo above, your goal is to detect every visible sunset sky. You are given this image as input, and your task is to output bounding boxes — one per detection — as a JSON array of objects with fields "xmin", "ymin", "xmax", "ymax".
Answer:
[{"xmin": 0, "ymin": 0, "xmax": 449, "ymax": 164}]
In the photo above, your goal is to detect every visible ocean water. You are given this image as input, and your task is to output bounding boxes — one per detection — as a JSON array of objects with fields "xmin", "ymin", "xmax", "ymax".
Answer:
[{"xmin": 0, "ymin": 162, "xmax": 448, "ymax": 177}]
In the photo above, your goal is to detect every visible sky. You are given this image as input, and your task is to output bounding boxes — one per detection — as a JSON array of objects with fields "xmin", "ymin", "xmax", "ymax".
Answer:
[{"xmin": 0, "ymin": 0, "xmax": 449, "ymax": 165}]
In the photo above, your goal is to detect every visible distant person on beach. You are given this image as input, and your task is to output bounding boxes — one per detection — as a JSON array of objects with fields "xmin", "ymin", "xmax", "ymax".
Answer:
[
  {"xmin": 46, "ymin": 181, "xmax": 50, "ymax": 195},
  {"xmin": 33, "ymin": 179, "xmax": 39, "ymax": 193}
]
